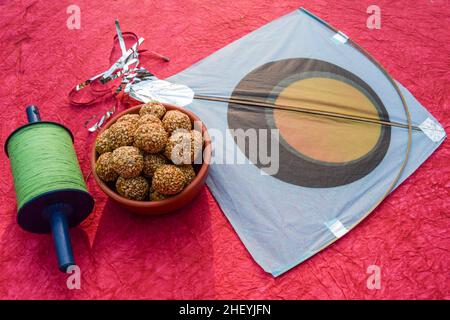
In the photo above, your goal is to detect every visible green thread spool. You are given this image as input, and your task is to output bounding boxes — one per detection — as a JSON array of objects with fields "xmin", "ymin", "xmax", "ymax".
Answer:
[{"xmin": 5, "ymin": 106, "xmax": 94, "ymax": 272}]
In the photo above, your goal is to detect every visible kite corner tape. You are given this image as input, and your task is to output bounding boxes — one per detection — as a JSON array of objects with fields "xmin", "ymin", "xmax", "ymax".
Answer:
[
  {"xmin": 325, "ymin": 219, "xmax": 348, "ymax": 238},
  {"xmin": 333, "ymin": 31, "xmax": 349, "ymax": 44},
  {"xmin": 419, "ymin": 117, "xmax": 446, "ymax": 143}
]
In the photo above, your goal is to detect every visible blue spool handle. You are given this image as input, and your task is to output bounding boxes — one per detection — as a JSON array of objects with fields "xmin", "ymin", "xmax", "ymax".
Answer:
[
  {"xmin": 50, "ymin": 210, "xmax": 75, "ymax": 272},
  {"xmin": 9, "ymin": 105, "xmax": 84, "ymax": 273},
  {"xmin": 27, "ymin": 105, "xmax": 75, "ymax": 272}
]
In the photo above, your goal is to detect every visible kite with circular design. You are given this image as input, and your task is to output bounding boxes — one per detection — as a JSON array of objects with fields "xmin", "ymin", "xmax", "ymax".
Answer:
[{"xmin": 166, "ymin": 7, "xmax": 445, "ymax": 276}]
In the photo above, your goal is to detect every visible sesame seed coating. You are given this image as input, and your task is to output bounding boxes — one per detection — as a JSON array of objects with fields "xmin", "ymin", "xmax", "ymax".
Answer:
[
  {"xmin": 109, "ymin": 121, "xmax": 135, "ymax": 149},
  {"xmin": 111, "ymin": 146, "xmax": 144, "ymax": 178},
  {"xmin": 95, "ymin": 152, "xmax": 118, "ymax": 182},
  {"xmin": 191, "ymin": 130, "xmax": 204, "ymax": 163},
  {"xmin": 134, "ymin": 123, "xmax": 168, "ymax": 153},
  {"xmin": 95, "ymin": 128, "xmax": 112, "ymax": 154},
  {"xmin": 139, "ymin": 101, "xmax": 166, "ymax": 119},
  {"xmin": 143, "ymin": 153, "xmax": 169, "ymax": 178},
  {"xmin": 137, "ymin": 114, "xmax": 162, "ymax": 128},
  {"xmin": 152, "ymin": 164, "xmax": 186, "ymax": 195},
  {"xmin": 164, "ymin": 130, "xmax": 203, "ymax": 164},
  {"xmin": 116, "ymin": 176, "xmax": 149, "ymax": 201},
  {"xmin": 116, "ymin": 114, "xmax": 140, "ymax": 126},
  {"xmin": 162, "ymin": 110, "xmax": 192, "ymax": 135},
  {"xmin": 177, "ymin": 165, "xmax": 196, "ymax": 185}
]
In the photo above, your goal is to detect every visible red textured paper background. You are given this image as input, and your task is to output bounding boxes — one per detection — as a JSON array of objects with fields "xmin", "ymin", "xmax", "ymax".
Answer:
[{"xmin": 0, "ymin": 0, "xmax": 449, "ymax": 299}]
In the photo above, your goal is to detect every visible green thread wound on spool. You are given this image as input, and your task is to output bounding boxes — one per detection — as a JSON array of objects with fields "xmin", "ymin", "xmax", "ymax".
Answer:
[{"xmin": 7, "ymin": 123, "xmax": 88, "ymax": 209}]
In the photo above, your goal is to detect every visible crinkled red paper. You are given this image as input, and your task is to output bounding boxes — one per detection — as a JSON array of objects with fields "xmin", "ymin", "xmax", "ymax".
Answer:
[{"xmin": 0, "ymin": 0, "xmax": 449, "ymax": 299}]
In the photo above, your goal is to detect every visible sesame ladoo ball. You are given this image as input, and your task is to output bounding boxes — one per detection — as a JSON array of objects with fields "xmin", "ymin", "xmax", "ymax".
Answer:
[
  {"xmin": 134, "ymin": 123, "xmax": 168, "ymax": 153},
  {"xmin": 152, "ymin": 164, "xmax": 186, "ymax": 195},
  {"xmin": 116, "ymin": 176, "xmax": 149, "ymax": 201},
  {"xmin": 111, "ymin": 146, "xmax": 144, "ymax": 178},
  {"xmin": 139, "ymin": 101, "xmax": 166, "ymax": 119},
  {"xmin": 95, "ymin": 152, "xmax": 118, "ymax": 182},
  {"xmin": 116, "ymin": 114, "xmax": 140, "ymax": 127},
  {"xmin": 164, "ymin": 131, "xmax": 190, "ymax": 164},
  {"xmin": 95, "ymin": 128, "xmax": 112, "ymax": 154},
  {"xmin": 164, "ymin": 130, "xmax": 203, "ymax": 164},
  {"xmin": 143, "ymin": 153, "xmax": 169, "ymax": 178},
  {"xmin": 109, "ymin": 121, "xmax": 135, "ymax": 149},
  {"xmin": 177, "ymin": 165, "xmax": 196, "ymax": 185},
  {"xmin": 162, "ymin": 110, "xmax": 192, "ymax": 135},
  {"xmin": 137, "ymin": 114, "xmax": 162, "ymax": 128},
  {"xmin": 150, "ymin": 190, "xmax": 171, "ymax": 201}
]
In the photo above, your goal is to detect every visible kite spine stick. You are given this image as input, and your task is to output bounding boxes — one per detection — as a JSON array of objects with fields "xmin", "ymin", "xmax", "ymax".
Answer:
[{"xmin": 194, "ymin": 94, "xmax": 421, "ymax": 131}]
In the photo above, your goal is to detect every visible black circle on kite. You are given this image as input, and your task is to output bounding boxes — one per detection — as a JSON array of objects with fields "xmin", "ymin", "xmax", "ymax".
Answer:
[{"xmin": 227, "ymin": 58, "xmax": 391, "ymax": 188}]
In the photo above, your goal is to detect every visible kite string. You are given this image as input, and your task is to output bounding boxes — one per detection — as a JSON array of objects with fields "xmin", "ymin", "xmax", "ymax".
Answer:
[{"xmin": 7, "ymin": 124, "xmax": 88, "ymax": 209}]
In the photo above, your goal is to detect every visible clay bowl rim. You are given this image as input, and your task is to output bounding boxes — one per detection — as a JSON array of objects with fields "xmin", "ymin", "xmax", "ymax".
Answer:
[{"xmin": 90, "ymin": 104, "xmax": 212, "ymax": 210}]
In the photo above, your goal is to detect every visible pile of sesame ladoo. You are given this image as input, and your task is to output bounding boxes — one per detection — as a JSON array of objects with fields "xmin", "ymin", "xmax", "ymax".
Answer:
[{"xmin": 94, "ymin": 101, "xmax": 204, "ymax": 202}]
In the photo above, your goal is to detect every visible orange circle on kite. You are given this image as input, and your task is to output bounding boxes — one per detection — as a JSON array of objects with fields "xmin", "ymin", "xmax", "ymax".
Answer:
[{"xmin": 274, "ymin": 77, "xmax": 382, "ymax": 164}]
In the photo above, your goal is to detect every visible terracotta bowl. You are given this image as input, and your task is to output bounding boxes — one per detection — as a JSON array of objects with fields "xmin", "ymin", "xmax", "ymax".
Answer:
[{"xmin": 90, "ymin": 104, "xmax": 211, "ymax": 215}]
